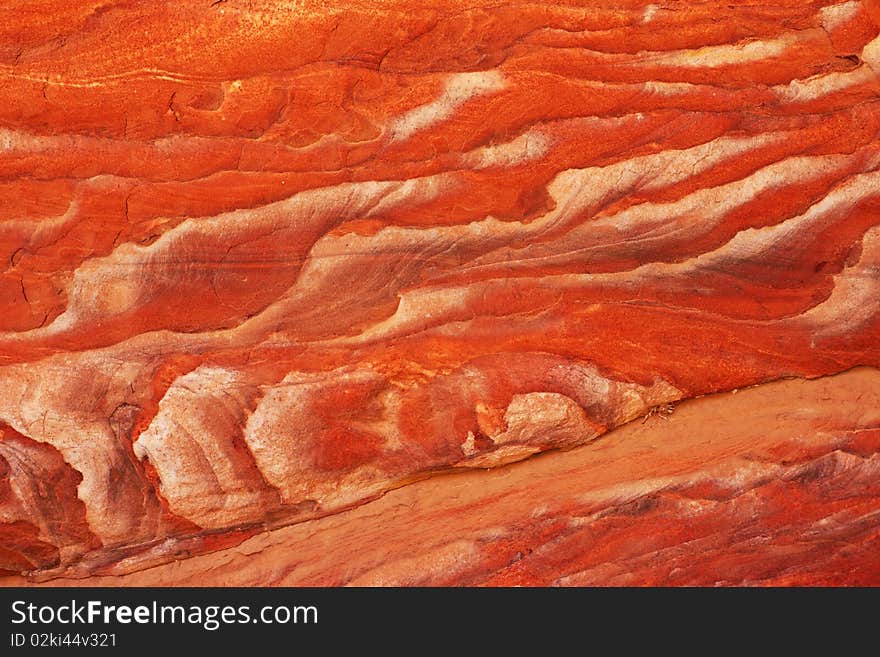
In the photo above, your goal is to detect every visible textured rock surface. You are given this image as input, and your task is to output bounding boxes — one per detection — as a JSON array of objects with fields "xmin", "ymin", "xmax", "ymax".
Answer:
[
  {"xmin": 6, "ymin": 368, "xmax": 880, "ymax": 586},
  {"xmin": 1, "ymin": 0, "xmax": 879, "ymax": 584}
]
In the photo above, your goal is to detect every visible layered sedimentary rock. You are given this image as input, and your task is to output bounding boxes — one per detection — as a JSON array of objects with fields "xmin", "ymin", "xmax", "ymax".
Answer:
[
  {"xmin": 1, "ymin": 0, "xmax": 879, "ymax": 584},
  {"xmin": 10, "ymin": 368, "xmax": 879, "ymax": 586}
]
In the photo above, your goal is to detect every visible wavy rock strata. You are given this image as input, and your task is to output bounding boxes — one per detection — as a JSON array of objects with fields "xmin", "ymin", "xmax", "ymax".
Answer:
[
  {"xmin": 8, "ymin": 367, "xmax": 879, "ymax": 586},
  {"xmin": 1, "ymin": 0, "xmax": 879, "ymax": 583}
]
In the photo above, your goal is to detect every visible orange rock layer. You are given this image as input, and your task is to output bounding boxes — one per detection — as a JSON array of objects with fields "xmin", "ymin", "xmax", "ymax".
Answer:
[
  {"xmin": 7, "ymin": 368, "xmax": 880, "ymax": 586},
  {"xmin": 1, "ymin": 0, "xmax": 879, "ymax": 584}
]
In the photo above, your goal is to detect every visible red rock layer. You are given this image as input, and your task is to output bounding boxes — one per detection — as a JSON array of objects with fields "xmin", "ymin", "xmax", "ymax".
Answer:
[
  {"xmin": 6, "ymin": 368, "xmax": 878, "ymax": 586},
  {"xmin": 0, "ymin": 1, "xmax": 879, "ymax": 581}
]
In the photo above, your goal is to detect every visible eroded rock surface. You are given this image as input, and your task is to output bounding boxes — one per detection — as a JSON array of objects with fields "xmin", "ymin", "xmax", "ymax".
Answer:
[{"xmin": 1, "ymin": 0, "xmax": 879, "ymax": 583}]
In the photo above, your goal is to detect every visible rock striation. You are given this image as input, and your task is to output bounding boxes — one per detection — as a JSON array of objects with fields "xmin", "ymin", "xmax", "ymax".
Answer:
[{"xmin": 1, "ymin": 0, "xmax": 879, "ymax": 584}]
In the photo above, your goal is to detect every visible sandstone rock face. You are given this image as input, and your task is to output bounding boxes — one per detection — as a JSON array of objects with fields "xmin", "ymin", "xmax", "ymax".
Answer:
[
  {"xmin": 1, "ymin": 0, "xmax": 879, "ymax": 585},
  {"xmin": 13, "ymin": 369, "xmax": 879, "ymax": 587}
]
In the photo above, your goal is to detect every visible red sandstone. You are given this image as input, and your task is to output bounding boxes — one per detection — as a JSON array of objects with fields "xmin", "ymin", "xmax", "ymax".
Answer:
[{"xmin": 1, "ymin": 0, "xmax": 879, "ymax": 585}]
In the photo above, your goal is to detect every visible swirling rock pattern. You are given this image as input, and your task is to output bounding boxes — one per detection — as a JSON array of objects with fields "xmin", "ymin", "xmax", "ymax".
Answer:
[
  {"xmin": 1, "ymin": 0, "xmax": 879, "ymax": 584},
  {"xmin": 14, "ymin": 368, "xmax": 879, "ymax": 586}
]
